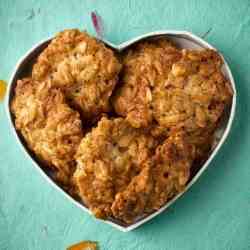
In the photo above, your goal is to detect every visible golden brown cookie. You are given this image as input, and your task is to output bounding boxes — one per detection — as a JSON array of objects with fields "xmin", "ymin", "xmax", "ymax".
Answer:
[
  {"xmin": 153, "ymin": 49, "xmax": 233, "ymax": 134},
  {"xmin": 11, "ymin": 78, "xmax": 83, "ymax": 184},
  {"xmin": 111, "ymin": 164, "xmax": 153, "ymax": 223},
  {"xmin": 146, "ymin": 132, "xmax": 195, "ymax": 212},
  {"xmin": 74, "ymin": 117, "xmax": 157, "ymax": 219},
  {"xmin": 111, "ymin": 132, "xmax": 194, "ymax": 223},
  {"xmin": 112, "ymin": 38, "xmax": 181, "ymax": 128},
  {"xmin": 32, "ymin": 29, "xmax": 121, "ymax": 122}
]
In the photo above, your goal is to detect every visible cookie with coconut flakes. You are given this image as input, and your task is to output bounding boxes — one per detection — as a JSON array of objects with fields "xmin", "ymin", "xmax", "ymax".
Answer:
[{"xmin": 32, "ymin": 29, "xmax": 121, "ymax": 122}]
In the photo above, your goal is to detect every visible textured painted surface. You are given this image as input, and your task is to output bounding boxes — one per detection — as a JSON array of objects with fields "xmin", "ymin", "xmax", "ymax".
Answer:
[{"xmin": 0, "ymin": 0, "xmax": 250, "ymax": 249}]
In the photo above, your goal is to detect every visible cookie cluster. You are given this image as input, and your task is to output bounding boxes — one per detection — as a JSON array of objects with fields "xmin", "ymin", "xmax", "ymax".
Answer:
[{"xmin": 11, "ymin": 29, "xmax": 232, "ymax": 224}]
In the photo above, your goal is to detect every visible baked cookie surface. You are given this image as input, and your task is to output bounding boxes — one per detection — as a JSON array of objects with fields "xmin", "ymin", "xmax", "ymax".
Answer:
[
  {"xmin": 11, "ymin": 78, "xmax": 83, "ymax": 184},
  {"xmin": 32, "ymin": 29, "xmax": 121, "ymax": 122}
]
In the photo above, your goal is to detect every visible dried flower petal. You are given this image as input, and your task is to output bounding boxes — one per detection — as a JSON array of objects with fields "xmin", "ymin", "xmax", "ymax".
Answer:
[
  {"xmin": 67, "ymin": 241, "xmax": 97, "ymax": 250},
  {"xmin": 0, "ymin": 80, "xmax": 7, "ymax": 101},
  {"xmin": 91, "ymin": 11, "xmax": 104, "ymax": 39}
]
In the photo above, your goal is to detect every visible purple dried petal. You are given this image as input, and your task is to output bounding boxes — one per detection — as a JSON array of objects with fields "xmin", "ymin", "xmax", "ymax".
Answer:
[{"xmin": 91, "ymin": 11, "xmax": 104, "ymax": 39}]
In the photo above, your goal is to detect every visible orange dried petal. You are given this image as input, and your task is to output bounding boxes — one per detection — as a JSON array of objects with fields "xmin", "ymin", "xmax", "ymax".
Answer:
[
  {"xmin": 0, "ymin": 80, "xmax": 7, "ymax": 101},
  {"xmin": 67, "ymin": 241, "xmax": 97, "ymax": 250}
]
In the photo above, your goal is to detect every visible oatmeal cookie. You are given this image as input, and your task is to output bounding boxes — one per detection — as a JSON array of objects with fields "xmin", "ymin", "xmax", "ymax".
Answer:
[
  {"xmin": 32, "ymin": 29, "xmax": 121, "ymax": 122},
  {"xmin": 111, "ymin": 164, "xmax": 153, "ymax": 223},
  {"xmin": 146, "ymin": 132, "xmax": 195, "ymax": 212},
  {"xmin": 74, "ymin": 117, "xmax": 157, "ymax": 219},
  {"xmin": 153, "ymin": 49, "xmax": 233, "ymax": 133},
  {"xmin": 112, "ymin": 38, "xmax": 181, "ymax": 128},
  {"xmin": 11, "ymin": 78, "xmax": 83, "ymax": 184},
  {"xmin": 111, "ymin": 132, "xmax": 194, "ymax": 223},
  {"xmin": 113, "ymin": 42, "xmax": 232, "ymax": 136}
]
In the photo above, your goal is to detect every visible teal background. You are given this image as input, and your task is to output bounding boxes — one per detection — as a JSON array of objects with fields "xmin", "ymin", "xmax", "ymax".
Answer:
[{"xmin": 0, "ymin": 0, "xmax": 249, "ymax": 249}]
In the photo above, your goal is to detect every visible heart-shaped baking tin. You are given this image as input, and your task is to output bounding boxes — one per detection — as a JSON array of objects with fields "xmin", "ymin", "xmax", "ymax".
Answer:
[{"xmin": 5, "ymin": 30, "xmax": 236, "ymax": 232}]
